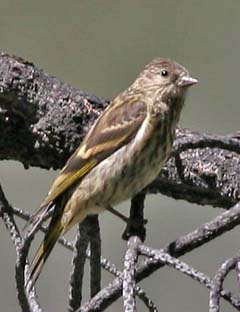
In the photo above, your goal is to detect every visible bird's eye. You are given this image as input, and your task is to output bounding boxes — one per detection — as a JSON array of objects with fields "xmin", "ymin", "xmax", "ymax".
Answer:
[{"xmin": 161, "ymin": 69, "xmax": 169, "ymax": 77}]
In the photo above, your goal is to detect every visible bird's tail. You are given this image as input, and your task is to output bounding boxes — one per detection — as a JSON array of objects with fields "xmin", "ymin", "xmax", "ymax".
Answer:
[{"xmin": 26, "ymin": 208, "xmax": 64, "ymax": 288}]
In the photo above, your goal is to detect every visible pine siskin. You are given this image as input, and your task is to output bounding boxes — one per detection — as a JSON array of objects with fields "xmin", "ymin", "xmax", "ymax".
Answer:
[{"xmin": 26, "ymin": 58, "xmax": 197, "ymax": 286}]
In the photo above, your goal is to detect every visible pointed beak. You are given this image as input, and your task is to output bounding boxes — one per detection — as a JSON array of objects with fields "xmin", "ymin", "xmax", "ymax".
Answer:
[{"xmin": 177, "ymin": 76, "xmax": 198, "ymax": 87}]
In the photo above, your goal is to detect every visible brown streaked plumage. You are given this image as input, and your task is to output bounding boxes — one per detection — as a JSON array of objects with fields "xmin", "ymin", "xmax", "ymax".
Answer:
[{"xmin": 26, "ymin": 58, "xmax": 197, "ymax": 287}]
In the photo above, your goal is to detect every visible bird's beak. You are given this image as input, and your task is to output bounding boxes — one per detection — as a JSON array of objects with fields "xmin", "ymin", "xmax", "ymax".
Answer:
[{"xmin": 177, "ymin": 76, "xmax": 198, "ymax": 87}]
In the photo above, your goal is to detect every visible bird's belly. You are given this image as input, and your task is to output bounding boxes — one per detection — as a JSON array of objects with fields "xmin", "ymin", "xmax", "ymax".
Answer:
[
  {"xmin": 79, "ymin": 132, "xmax": 172, "ymax": 209},
  {"xmin": 109, "ymin": 146, "xmax": 168, "ymax": 205}
]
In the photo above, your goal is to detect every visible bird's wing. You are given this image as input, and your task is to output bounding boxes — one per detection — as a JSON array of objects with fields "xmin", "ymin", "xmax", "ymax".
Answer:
[{"xmin": 41, "ymin": 94, "xmax": 147, "ymax": 207}]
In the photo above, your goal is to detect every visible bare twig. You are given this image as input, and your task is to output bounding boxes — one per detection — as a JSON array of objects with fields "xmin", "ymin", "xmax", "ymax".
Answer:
[
  {"xmin": 123, "ymin": 237, "xmax": 141, "ymax": 312},
  {"xmin": 80, "ymin": 202, "xmax": 240, "ymax": 311},
  {"xmin": 14, "ymin": 206, "xmax": 157, "ymax": 311},
  {"xmin": 89, "ymin": 216, "xmax": 101, "ymax": 298},
  {"xmin": 69, "ymin": 216, "xmax": 101, "ymax": 311},
  {"xmin": 18, "ymin": 206, "xmax": 156, "ymax": 312},
  {"xmin": 0, "ymin": 184, "xmax": 42, "ymax": 312},
  {"xmin": 139, "ymin": 244, "xmax": 240, "ymax": 311},
  {"xmin": 69, "ymin": 223, "xmax": 89, "ymax": 312},
  {"xmin": 209, "ymin": 256, "xmax": 240, "ymax": 312}
]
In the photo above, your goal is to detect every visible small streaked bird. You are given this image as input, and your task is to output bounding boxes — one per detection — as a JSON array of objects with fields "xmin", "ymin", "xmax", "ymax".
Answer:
[{"xmin": 26, "ymin": 58, "xmax": 197, "ymax": 287}]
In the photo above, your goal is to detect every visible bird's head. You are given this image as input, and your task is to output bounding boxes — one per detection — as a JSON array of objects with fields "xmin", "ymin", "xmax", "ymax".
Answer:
[
  {"xmin": 132, "ymin": 58, "xmax": 198, "ymax": 117},
  {"xmin": 137, "ymin": 58, "xmax": 197, "ymax": 98}
]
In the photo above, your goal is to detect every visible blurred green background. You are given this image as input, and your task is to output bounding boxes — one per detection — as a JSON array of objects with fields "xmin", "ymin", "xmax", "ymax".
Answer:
[{"xmin": 0, "ymin": 1, "xmax": 240, "ymax": 311}]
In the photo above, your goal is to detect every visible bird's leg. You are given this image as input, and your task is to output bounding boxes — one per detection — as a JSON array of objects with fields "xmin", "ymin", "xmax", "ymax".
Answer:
[
  {"xmin": 122, "ymin": 192, "xmax": 147, "ymax": 242},
  {"xmin": 105, "ymin": 205, "xmax": 129, "ymax": 223}
]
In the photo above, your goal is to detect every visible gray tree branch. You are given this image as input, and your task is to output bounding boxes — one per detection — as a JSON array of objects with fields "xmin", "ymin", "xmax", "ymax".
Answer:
[
  {"xmin": 80, "ymin": 201, "xmax": 240, "ymax": 311},
  {"xmin": 1, "ymin": 53, "xmax": 240, "ymax": 312},
  {"xmin": 0, "ymin": 184, "xmax": 42, "ymax": 312},
  {"xmin": 209, "ymin": 256, "xmax": 240, "ymax": 312},
  {"xmin": 0, "ymin": 53, "xmax": 239, "ymax": 209}
]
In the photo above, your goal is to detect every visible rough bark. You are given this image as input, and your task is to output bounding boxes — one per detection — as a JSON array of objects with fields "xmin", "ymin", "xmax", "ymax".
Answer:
[
  {"xmin": 1, "ymin": 53, "xmax": 240, "ymax": 312},
  {"xmin": 0, "ymin": 52, "xmax": 239, "ymax": 209}
]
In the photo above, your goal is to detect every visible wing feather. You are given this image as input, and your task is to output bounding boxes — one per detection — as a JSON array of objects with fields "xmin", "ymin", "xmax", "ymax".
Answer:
[{"xmin": 41, "ymin": 94, "xmax": 147, "ymax": 207}]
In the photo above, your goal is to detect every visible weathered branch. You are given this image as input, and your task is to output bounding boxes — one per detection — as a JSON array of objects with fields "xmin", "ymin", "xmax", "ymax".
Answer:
[
  {"xmin": 123, "ymin": 236, "xmax": 141, "ymax": 312},
  {"xmin": 1, "ymin": 53, "xmax": 240, "ymax": 311},
  {"xmin": 0, "ymin": 53, "xmax": 239, "ymax": 209},
  {"xmin": 13, "ymin": 206, "xmax": 157, "ymax": 311},
  {"xmin": 89, "ymin": 216, "xmax": 101, "ymax": 299},
  {"xmin": 69, "ymin": 216, "xmax": 101, "ymax": 311},
  {"xmin": 0, "ymin": 52, "xmax": 107, "ymax": 169},
  {"xmin": 80, "ymin": 202, "xmax": 240, "ymax": 311},
  {"xmin": 0, "ymin": 184, "xmax": 42, "ymax": 312},
  {"xmin": 69, "ymin": 222, "xmax": 90, "ymax": 311},
  {"xmin": 139, "ymin": 244, "xmax": 240, "ymax": 311},
  {"xmin": 209, "ymin": 256, "xmax": 240, "ymax": 312}
]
